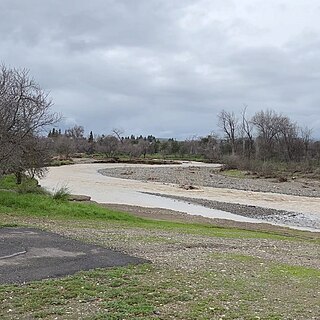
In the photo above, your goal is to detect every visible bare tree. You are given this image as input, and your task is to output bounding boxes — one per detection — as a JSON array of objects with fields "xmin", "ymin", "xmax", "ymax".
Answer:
[
  {"xmin": 112, "ymin": 128, "xmax": 124, "ymax": 144},
  {"xmin": 301, "ymin": 126, "xmax": 313, "ymax": 160},
  {"xmin": 96, "ymin": 135, "xmax": 119, "ymax": 157},
  {"xmin": 199, "ymin": 134, "xmax": 220, "ymax": 160},
  {"xmin": 14, "ymin": 136, "xmax": 52, "ymax": 184},
  {"xmin": 0, "ymin": 65, "xmax": 60, "ymax": 182},
  {"xmin": 54, "ymin": 135, "xmax": 76, "ymax": 159},
  {"xmin": 276, "ymin": 116, "xmax": 300, "ymax": 161},
  {"xmin": 65, "ymin": 125, "xmax": 84, "ymax": 139},
  {"xmin": 241, "ymin": 106, "xmax": 254, "ymax": 159},
  {"xmin": 251, "ymin": 109, "xmax": 282, "ymax": 160},
  {"xmin": 218, "ymin": 110, "xmax": 238, "ymax": 155},
  {"xmin": 251, "ymin": 109, "xmax": 305, "ymax": 161}
]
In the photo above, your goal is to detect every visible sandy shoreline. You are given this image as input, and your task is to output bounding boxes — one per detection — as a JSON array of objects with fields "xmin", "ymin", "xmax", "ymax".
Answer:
[{"xmin": 40, "ymin": 162, "xmax": 320, "ymax": 232}]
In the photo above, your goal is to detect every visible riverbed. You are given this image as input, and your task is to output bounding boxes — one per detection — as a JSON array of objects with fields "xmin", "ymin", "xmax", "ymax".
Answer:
[{"xmin": 40, "ymin": 162, "xmax": 320, "ymax": 232}]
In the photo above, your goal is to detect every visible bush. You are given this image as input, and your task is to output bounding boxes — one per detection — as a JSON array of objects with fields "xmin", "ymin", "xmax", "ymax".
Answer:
[
  {"xmin": 52, "ymin": 186, "xmax": 70, "ymax": 201},
  {"xmin": 220, "ymin": 155, "xmax": 241, "ymax": 171},
  {"xmin": 16, "ymin": 183, "xmax": 49, "ymax": 195},
  {"xmin": 49, "ymin": 159, "xmax": 74, "ymax": 166}
]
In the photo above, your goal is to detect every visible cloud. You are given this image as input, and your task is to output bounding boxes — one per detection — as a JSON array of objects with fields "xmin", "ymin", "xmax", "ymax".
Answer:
[{"xmin": 1, "ymin": 0, "xmax": 320, "ymax": 138}]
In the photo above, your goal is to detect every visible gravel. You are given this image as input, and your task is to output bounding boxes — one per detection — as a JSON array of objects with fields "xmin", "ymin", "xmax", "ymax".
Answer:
[
  {"xmin": 40, "ymin": 220, "xmax": 320, "ymax": 270},
  {"xmin": 99, "ymin": 166, "xmax": 320, "ymax": 197},
  {"xmin": 143, "ymin": 192, "xmax": 320, "ymax": 230},
  {"xmin": 99, "ymin": 165, "xmax": 320, "ymax": 230}
]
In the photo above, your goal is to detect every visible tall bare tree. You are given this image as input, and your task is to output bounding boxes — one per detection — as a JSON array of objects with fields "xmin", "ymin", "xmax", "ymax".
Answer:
[
  {"xmin": 0, "ymin": 65, "xmax": 60, "ymax": 182},
  {"xmin": 241, "ymin": 106, "xmax": 254, "ymax": 159},
  {"xmin": 276, "ymin": 116, "xmax": 300, "ymax": 161},
  {"xmin": 112, "ymin": 128, "xmax": 124, "ymax": 144},
  {"xmin": 301, "ymin": 126, "xmax": 313, "ymax": 160},
  {"xmin": 251, "ymin": 109, "xmax": 282, "ymax": 160},
  {"xmin": 218, "ymin": 110, "xmax": 238, "ymax": 155}
]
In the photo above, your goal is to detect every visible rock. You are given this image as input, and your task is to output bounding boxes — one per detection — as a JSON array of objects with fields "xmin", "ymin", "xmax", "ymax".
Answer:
[
  {"xmin": 68, "ymin": 194, "xmax": 91, "ymax": 201},
  {"xmin": 180, "ymin": 184, "xmax": 198, "ymax": 190}
]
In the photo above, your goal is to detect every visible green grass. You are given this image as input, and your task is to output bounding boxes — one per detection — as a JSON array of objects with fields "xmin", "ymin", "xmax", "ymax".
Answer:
[
  {"xmin": 220, "ymin": 169, "xmax": 247, "ymax": 178},
  {"xmin": 0, "ymin": 174, "xmax": 17, "ymax": 189},
  {"xmin": 0, "ymin": 257, "xmax": 319, "ymax": 319},
  {"xmin": 270, "ymin": 264, "xmax": 320, "ymax": 279},
  {"xmin": 0, "ymin": 190, "xmax": 314, "ymax": 243},
  {"xmin": 0, "ymin": 190, "xmax": 142, "ymax": 223},
  {"xmin": 0, "ymin": 186, "xmax": 319, "ymax": 319},
  {"xmin": 0, "ymin": 174, "xmax": 47, "ymax": 194}
]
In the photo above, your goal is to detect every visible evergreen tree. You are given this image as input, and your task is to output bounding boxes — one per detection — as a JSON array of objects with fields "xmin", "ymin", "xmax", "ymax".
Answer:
[{"xmin": 88, "ymin": 131, "xmax": 94, "ymax": 143}]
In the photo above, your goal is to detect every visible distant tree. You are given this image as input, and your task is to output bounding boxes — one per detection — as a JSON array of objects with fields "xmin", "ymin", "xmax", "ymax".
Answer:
[
  {"xmin": 169, "ymin": 139, "xmax": 180, "ymax": 154},
  {"xmin": 88, "ymin": 131, "xmax": 94, "ymax": 143},
  {"xmin": 87, "ymin": 131, "xmax": 95, "ymax": 154},
  {"xmin": 199, "ymin": 134, "xmax": 220, "ymax": 160},
  {"xmin": 251, "ymin": 109, "xmax": 282, "ymax": 160},
  {"xmin": 241, "ymin": 106, "xmax": 254, "ymax": 159},
  {"xmin": 301, "ymin": 127, "xmax": 313, "ymax": 160},
  {"xmin": 97, "ymin": 135, "xmax": 119, "ymax": 157},
  {"xmin": 65, "ymin": 125, "xmax": 84, "ymax": 139},
  {"xmin": 112, "ymin": 128, "xmax": 124, "ymax": 144},
  {"xmin": 54, "ymin": 135, "xmax": 76, "ymax": 159},
  {"xmin": 218, "ymin": 110, "xmax": 238, "ymax": 155}
]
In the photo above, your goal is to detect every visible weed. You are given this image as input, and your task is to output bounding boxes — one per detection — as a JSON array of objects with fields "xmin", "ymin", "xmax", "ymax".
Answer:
[
  {"xmin": 220, "ymin": 169, "xmax": 247, "ymax": 178},
  {"xmin": 52, "ymin": 186, "xmax": 70, "ymax": 201}
]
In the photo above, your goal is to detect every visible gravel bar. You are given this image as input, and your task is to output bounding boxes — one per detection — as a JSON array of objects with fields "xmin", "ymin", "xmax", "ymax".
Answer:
[
  {"xmin": 143, "ymin": 192, "xmax": 320, "ymax": 230},
  {"xmin": 99, "ymin": 166, "xmax": 320, "ymax": 197}
]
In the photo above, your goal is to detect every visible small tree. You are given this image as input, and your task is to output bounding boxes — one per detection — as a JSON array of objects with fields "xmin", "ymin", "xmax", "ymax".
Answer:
[{"xmin": 97, "ymin": 135, "xmax": 119, "ymax": 157}]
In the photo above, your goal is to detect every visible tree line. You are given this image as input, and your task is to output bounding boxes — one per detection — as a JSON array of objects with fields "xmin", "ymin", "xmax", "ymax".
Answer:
[
  {"xmin": 1, "ymin": 65, "xmax": 320, "ymax": 184},
  {"xmin": 217, "ymin": 108, "xmax": 314, "ymax": 162},
  {"xmin": 48, "ymin": 105, "xmax": 317, "ymax": 169}
]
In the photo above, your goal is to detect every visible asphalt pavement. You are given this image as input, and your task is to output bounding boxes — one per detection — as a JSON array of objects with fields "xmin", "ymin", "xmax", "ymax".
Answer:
[{"xmin": 0, "ymin": 227, "xmax": 148, "ymax": 284}]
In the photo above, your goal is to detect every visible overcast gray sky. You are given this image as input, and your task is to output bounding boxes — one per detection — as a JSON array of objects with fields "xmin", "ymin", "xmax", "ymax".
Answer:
[{"xmin": 1, "ymin": 0, "xmax": 320, "ymax": 139}]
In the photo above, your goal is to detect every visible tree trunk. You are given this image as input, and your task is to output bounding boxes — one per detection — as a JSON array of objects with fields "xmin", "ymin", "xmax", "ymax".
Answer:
[{"xmin": 15, "ymin": 171, "xmax": 22, "ymax": 185}]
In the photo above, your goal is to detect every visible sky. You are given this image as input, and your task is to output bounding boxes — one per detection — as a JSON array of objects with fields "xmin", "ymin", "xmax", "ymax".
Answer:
[{"xmin": 1, "ymin": 0, "xmax": 320, "ymax": 139}]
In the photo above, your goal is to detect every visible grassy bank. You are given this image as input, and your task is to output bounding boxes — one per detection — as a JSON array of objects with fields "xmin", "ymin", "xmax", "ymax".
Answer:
[
  {"xmin": 0, "ymin": 189, "xmax": 319, "ymax": 319},
  {"xmin": 1, "ymin": 190, "xmax": 317, "ymax": 242}
]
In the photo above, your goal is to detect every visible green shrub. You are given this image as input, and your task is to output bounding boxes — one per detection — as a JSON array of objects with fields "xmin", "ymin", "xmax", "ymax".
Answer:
[
  {"xmin": 52, "ymin": 186, "xmax": 70, "ymax": 201},
  {"xmin": 0, "ymin": 174, "xmax": 48, "ymax": 194},
  {"xmin": 16, "ymin": 182, "xmax": 49, "ymax": 195}
]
